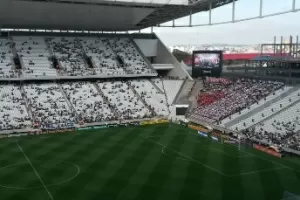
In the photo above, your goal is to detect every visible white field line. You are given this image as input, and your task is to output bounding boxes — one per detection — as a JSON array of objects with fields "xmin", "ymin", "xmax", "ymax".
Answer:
[
  {"xmin": 144, "ymin": 134, "xmax": 292, "ymax": 178},
  {"xmin": 224, "ymin": 142, "xmax": 300, "ymax": 173},
  {"xmin": 0, "ymin": 161, "xmax": 80, "ymax": 190},
  {"xmin": 161, "ymin": 147, "xmax": 190, "ymax": 161},
  {"xmin": 144, "ymin": 136, "xmax": 228, "ymax": 176},
  {"xmin": 16, "ymin": 141, "xmax": 54, "ymax": 200},
  {"xmin": 146, "ymin": 133, "xmax": 249, "ymax": 159},
  {"xmin": 230, "ymin": 167, "xmax": 288, "ymax": 177}
]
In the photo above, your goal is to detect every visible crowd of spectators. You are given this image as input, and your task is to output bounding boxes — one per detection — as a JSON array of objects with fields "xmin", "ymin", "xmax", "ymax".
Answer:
[
  {"xmin": 14, "ymin": 36, "xmax": 57, "ymax": 77},
  {"xmin": 80, "ymin": 38, "xmax": 126, "ymax": 76},
  {"xmin": 191, "ymin": 78, "xmax": 284, "ymax": 123},
  {"xmin": 98, "ymin": 80, "xmax": 153, "ymax": 120},
  {"xmin": 0, "ymin": 38, "xmax": 18, "ymax": 78},
  {"xmin": 284, "ymin": 133, "xmax": 300, "ymax": 151},
  {"xmin": 24, "ymin": 83, "xmax": 76, "ymax": 129},
  {"xmin": 62, "ymin": 81, "xmax": 117, "ymax": 123},
  {"xmin": 197, "ymin": 92, "xmax": 225, "ymax": 106},
  {"xmin": 48, "ymin": 37, "xmax": 94, "ymax": 76},
  {"xmin": 109, "ymin": 38, "xmax": 156, "ymax": 75},
  {"xmin": 130, "ymin": 79, "xmax": 170, "ymax": 116},
  {"xmin": 0, "ymin": 84, "xmax": 31, "ymax": 130}
]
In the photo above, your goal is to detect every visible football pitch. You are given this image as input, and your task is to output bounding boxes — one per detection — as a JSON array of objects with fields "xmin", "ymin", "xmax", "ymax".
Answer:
[{"xmin": 1, "ymin": 124, "xmax": 300, "ymax": 200}]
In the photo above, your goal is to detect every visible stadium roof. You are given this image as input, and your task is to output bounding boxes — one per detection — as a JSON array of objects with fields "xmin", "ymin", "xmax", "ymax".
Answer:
[
  {"xmin": 71, "ymin": 0, "xmax": 190, "ymax": 5},
  {"xmin": 0, "ymin": 0, "xmax": 235, "ymax": 31}
]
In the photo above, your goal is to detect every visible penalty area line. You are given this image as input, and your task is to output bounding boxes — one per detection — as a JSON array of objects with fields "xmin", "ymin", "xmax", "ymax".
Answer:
[
  {"xmin": 230, "ymin": 166, "xmax": 288, "ymax": 177},
  {"xmin": 161, "ymin": 147, "xmax": 190, "ymax": 161},
  {"xmin": 16, "ymin": 141, "xmax": 54, "ymax": 200},
  {"xmin": 143, "ymin": 136, "xmax": 228, "ymax": 177}
]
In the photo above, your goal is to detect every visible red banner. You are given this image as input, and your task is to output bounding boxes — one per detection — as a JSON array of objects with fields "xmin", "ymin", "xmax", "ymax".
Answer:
[{"xmin": 253, "ymin": 144, "xmax": 281, "ymax": 158}]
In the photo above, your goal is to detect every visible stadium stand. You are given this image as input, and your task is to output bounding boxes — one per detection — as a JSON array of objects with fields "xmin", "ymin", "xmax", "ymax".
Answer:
[
  {"xmin": 220, "ymin": 86, "xmax": 293, "ymax": 127},
  {"xmin": 190, "ymin": 79, "xmax": 284, "ymax": 123},
  {"xmin": 0, "ymin": 38, "xmax": 17, "ymax": 78},
  {"xmin": 231, "ymin": 88, "xmax": 300, "ymax": 131},
  {"xmin": 108, "ymin": 38, "xmax": 156, "ymax": 75},
  {"xmin": 62, "ymin": 81, "xmax": 116, "ymax": 123},
  {"xmin": 130, "ymin": 79, "xmax": 170, "ymax": 116},
  {"xmin": 152, "ymin": 78, "xmax": 184, "ymax": 105},
  {"xmin": 0, "ymin": 84, "xmax": 31, "ymax": 130},
  {"xmin": 47, "ymin": 37, "xmax": 94, "ymax": 76},
  {"xmin": 24, "ymin": 83, "xmax": 77, "ymax": 129},
  {"xmin": 284, "ymin": 133, "xmax": 300, "ymax": 151},
  {"xmin": 14, "ymin": 36, "xmax": 57, "ymax": 77},
  {"xmin": 98, "ymin": 80, "xmax": 152, "ymax": 120},
  {"xmin": 80, "ymin": 37, "xmax": 126, "ymax": 76}
]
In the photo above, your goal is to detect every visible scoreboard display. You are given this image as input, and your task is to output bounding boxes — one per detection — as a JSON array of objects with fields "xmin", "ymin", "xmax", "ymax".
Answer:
[{"xmin": 192, "ymin": 50, "xmax": 223, "ymax": 78}]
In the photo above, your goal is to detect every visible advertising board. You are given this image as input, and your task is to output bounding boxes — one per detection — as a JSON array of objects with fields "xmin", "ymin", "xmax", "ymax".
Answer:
[
  {"xmin": 198, "ymin": 131, "xmax": 208, "ymax": 138},
  {"xmin": 253, "ymin": 144, "xmax": 282, "ymax": 158}
]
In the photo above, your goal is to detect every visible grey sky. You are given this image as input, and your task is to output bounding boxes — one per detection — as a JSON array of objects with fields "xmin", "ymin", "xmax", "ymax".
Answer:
[{"xmin": 145, "ymin": 0, "xmax": 300, "ymax": 45}]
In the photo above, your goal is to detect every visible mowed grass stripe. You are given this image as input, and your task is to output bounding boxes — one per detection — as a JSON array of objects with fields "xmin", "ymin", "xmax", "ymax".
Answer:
[
  {"xmin": 274, "ymin": 164, "xmax": 300, "ymax": 198},
  {"xmin": 115, "ymin": 125, "xmax": 172, "ymax": 200},
  {"xmin": 44, "ymin": 130, "xmax": 123, "ymax": 199},
  {"xmin": 177, "ymin": 130, "xmax": 212, "ymax": 199},
  {"xmin": 0, "ymin": 142, "xmax": 46, "ymax": 200},
  {"xmin": 54, "ymin": 126, "xmax": 153, "ymax": 200},
  {"xmin": 1, "ymin": 124, "xmax": 300, "ymax": 200},
  {"xmin": 196, "ymin": 139, "xmax": 224, "ymax": 200},
  {"xmin": 155, "ymin": 126, "xmax": 200, "ymax": 200},
  {"xmin": 255, "ymin": 151, "xmax": 284, "ymax": 200},
  {"xmin": 133, "ymin": 126, "xmax": 189, "ymax": 200},
  {"xmin": 1, "ymin": 127, "xmax": 131, "ymax": 200},
  {"xmin": 221, "ymin": 142, "xmax": 243, "ymax": 200},
  {"xmin": 94, "ymin": 125, "xmax": 167, "ymax": 200}
]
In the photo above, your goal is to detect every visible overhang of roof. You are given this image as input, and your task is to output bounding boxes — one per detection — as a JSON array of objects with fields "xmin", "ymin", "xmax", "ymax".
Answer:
[{"xmin": 0, "ymin": 0, "xmax": 234, "ymax": 31}]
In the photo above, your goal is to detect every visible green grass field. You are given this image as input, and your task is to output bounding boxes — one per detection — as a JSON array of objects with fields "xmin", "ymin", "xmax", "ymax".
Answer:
[{"xmin": 1, "ymin": 123, "xmax": 300, "ymax": 200}]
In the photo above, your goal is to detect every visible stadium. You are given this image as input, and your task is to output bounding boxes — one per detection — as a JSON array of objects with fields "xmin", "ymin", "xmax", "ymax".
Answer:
[{"xmin": 1, "ymin": 0, "xmax": 300, "ymax": 200}]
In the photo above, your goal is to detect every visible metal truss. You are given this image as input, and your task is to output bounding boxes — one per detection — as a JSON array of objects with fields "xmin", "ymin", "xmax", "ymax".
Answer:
[{"xmin": 154, "ymin": 0, "xmax": 300, "ymax": 29}]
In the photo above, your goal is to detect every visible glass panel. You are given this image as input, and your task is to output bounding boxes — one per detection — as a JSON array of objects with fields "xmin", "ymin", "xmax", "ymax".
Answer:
[
  {"xmin": 192, "ymin": 11, "xmax": 210, "ymax": 26},
  {"xmin": 175, "ymin": 16, "xmax": 190, "ymax": 26},
  {"xmin": 296, "ymin": 0, "xmax": 300, "ymax": 8},
  {"xmin": 235, "ymin": 0, "xmax": 260, "ymax": 20},
  {"xmin": 140, "ymin": 27, "xmax": 152, "ymax": 33},
  {"xmin": 211, "ymin": 2, "xmax": 232, "ymax": 23},
  {"xmin": 263, "ymin": 0, "xmax": 293, "ymax": 15}
]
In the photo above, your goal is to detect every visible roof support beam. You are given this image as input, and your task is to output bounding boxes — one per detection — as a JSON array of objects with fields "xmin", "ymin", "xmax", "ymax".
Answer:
[
  {"xmin": 259, "ymin": 0, "xmax": 263, "ymax": 18},
  {"xmin": 232, "ymin": 0, "xmax": 235, "ymax": 22},
  {"xmin": 209, "ymin": 2, "xmax": 212, "ymax": 25}
]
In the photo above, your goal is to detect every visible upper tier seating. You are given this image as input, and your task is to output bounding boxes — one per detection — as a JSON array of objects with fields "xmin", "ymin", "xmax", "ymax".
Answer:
[
  {"xmin": 62, "ymin": 81, "xmax": 115, "ymax": 123},
  {"xmin": 191, "ymin": 79, "xmax": 283, "ymax": 123},
  {"xmin": 48, "ymin": 37, "xmax": 94, "ymax": 76},
  {"xmin": 14, "ymin": 36, "xmax": 57, "ymax": 77},
  {"xmin": 130, "ymin": 79, "xmax": 169, "ymax": 116},
  {"xmin": 0, "ymin": 84, "xmax": 31, "ymax": 130},
  {"xmin": 80, "ymin": 38, "xmax": 126, "ymax": 76},
  {"xmin": 220, "ymin": 86, "xmax": 292, "ymax": 126},
  {"xmin": 0, "ymin": 38, "xmax": 17, "ymax": 78},
  {"xmin": 24, "ymin": 83, "xmax": 76, "ymax": 128},
  {"xmin": 98, "ymin": 80, "xmax": 151, "ymax": 119},
  {"xmin": 231, "ymin": 88, "xmax": 300, "ymax": 131},
  {"xmin": 109, "ymin": 38, "xmax": 156, "ymax": 75}
]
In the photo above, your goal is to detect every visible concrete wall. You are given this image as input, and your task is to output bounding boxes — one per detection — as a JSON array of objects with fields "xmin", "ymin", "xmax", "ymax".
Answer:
[
  {"xmin": 153, "ymin": 33, "xmax": 192, "ymax": 80},
  {"xmin": 134, "ymin": 39, "xmax": 158, "ymax": 57}
]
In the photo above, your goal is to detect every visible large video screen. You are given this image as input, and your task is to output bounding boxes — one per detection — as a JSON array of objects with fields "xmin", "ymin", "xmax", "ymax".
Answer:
[
  {"xmin": 192, "ymin": 51, "xmax": 223, "ymax": 78},
  {"xmin": 194, "ymin": 53, "xmax": 221, "ymax": 69}
]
